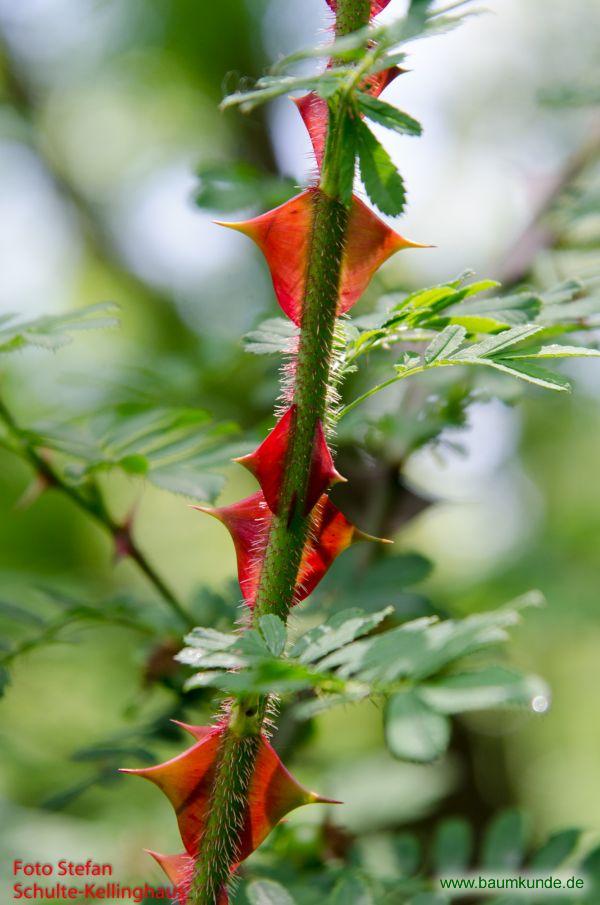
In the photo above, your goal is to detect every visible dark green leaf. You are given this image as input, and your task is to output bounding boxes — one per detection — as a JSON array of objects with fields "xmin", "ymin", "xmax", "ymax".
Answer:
[
  {"xmin": 259, "ymin": 615, "xmax": 287, "ymax": 657},
  {"xmin": 432, "ymin": 818, "xmax": 473, "ymax": 874},
  {"xmin": 185, "ymin": 658, "xmax": 325, "ymax": 697},
  {"xmin": 424, "ymin": 325, "xmax": 467, "ymax": 364},
  {"xmin": 485, "ymin": 359, "xmax": 572, "ymax": 392},
  {"xmin": 452, "ymin": 325, "xmax": 541, "ymax": 359},
  {"xmin": 149, "ymin": 464, "xmax": 226, "ymax": 503},
  {"xmin": 449, "ymin": 291, "xmax": 541, "ymax": 327},
  {"xmin": 235, "ymin": 629, "xmax": 272, "ymax": 659},
  {"xmin": 357, "ymin": 93, "xmax": 422, "ymax": 137},
  {"xmin": 504, "ymin": 343, "xmax": 600, "ymax": 361},
  {"xmin": 356, "ymin": 119, "xmax": 406, "ymax": 216},
  {"xmin": 182, "ymin": 626, "xmax": 238, "ymax": 652},
  {"xmin": 27, "ymin": 405, "xmax": 241, "ymax": 503},
  {"xmin": 290, "ymin": 607, "xmax": 393, "ymax": 663},
  {"xmin": 482, "ymin": 810, "xmax": 526, "ymax": 870},
  {"xmin": 221, "ymin": 71, "xmax": 348, "ymax": 113},
  {"xmin": 320, "ymin": 593, "xmax": 543, "ymax": 683},
  {"xmin": 244, "ymin": 318, "xmax": 298, "ymax": 356},
  {"xmin": 195, "ymin": 161, "xmax": 296, "ymax": 212}
]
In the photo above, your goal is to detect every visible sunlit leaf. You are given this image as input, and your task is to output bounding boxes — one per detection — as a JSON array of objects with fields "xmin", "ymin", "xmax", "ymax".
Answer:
[
  {"xmin": 244, "ymin": 318, "xmax": 298, "ymax": 356},
  {"xmin": 25, "ymin": 405, "xmax": 242, "ymax": 503},
  {"xmin": 290, "ymin": 606, "xmax": 393, "ymax": 663},
  {"xmin": 419, "ymin": 666, "xmax": 550, "ymax": 714}
]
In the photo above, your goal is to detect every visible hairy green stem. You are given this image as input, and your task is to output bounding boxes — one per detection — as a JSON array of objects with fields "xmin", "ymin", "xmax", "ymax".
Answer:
[
  {"xmin": 189, "ymin": 701, "xmax": 262, "ymax": 903},
  {"xmin": 189, "ymin": 2, "xmax": 371, "ymax": 902},
  {"xmin": 335, "ymin": 0, "xmax": 371, "ymax": 36},
  {"xmin": 252, "ymin": 190, "xmax": 349, "ymax": 621}
]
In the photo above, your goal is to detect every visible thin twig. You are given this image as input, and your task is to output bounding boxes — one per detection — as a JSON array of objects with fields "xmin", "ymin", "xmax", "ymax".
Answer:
[
  {"xmin": 0, "ymin": 397, "xmax": 192, "ymax": 627},
  {"xmin": 499, "ymin": 123, "xmax": 600, "ymax": 288}
]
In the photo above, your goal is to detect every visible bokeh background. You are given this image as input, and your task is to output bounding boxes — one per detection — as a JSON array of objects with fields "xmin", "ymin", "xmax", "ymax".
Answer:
[{"xmin": 0, "ymin": 0, "xmax": 599, "ymax": 900}]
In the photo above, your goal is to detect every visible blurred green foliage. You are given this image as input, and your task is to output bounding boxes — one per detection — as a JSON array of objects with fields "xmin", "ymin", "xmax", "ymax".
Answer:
[{"xmin": 0, "ymin": 0, "xmax": 599, "ymax": 902}]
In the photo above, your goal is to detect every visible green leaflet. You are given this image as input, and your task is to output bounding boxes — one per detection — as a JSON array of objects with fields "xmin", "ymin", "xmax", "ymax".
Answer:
[
  {"xmin": 244, "ymin": 318, "xmax": 298, "ymax": 356},
  {"xmin": 259, "ymin": 614, "xmax": 287, "ymax": 657},
  {"xmin": 340, "ymin": 303, "xmax": 600, "ymax": 417},
  {"xmin": 22, "ymin": 404, "xmax": 243, "ymax": 503},
  {"xmin": 481, "ymin": 810, "xmax": 526, "ymax": 870},
  {"xmin": 178, "ymin": 596, "xmax": 548, "ymax": 765},
  {"xmin": 356, "ymin": 118, "xmax": 407, "ymax": 216},
  {"xmin": 290, "ymin": 606, "xmax": 394, "ymax": 663},
  {"xmin": 385, "ymin": 690, "xmax": 451, "ymax": 762},
  {"xmin": 357, "ymin": 92, "xmax": 423, "ymax": 136},
  {"xmin": 432, "ymin": 818, "xmax": 474, "ymax": 873},
  {"xmin": 338, "ymin": 270, "xmax": 600, "ymax": 386},
  {"xmin": 221, "ymin": 70, "xmax": 348, "ymax": 113},
  {"xmin": 0, "ymin": 302, "xmax": 119, "ymax": 353},
  {"xmin": 530, "ymin": 829, "xmax": 581, "ymax": 870}
]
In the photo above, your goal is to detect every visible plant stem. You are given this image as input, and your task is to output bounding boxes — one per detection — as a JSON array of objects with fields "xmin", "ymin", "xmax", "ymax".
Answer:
[
  {"xmin": 189, "ymin": 720, "xmax": 262, "ymax": 905},
  {"xmin": 334, "ymin": 0, "xmax": 371, "ymax": 36},
  {"xmin": 252, "ymin": 190, "xmax": 349, "ymax": 620},
  {"xmin": 0, "ymin": 398, "xmax": 191, "ymax": 627},
  {"xmin": 188, "ymin": 2, "xmax": 372, "ymax": 902}
]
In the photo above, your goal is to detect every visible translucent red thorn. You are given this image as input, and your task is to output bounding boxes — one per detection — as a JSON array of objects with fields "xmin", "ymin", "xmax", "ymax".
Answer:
[
  {"xmin": 218, "ymin": 190, "xmax": 424, "ymax": 326},
  {"xmin": 234, "ymin": 407, "xmax": 344, "ymax": 516},
  {"xmin": 170, "ymin": 720, "xmax": 213, "ymax": 741},
  {"xmin": 124, "ymin": 730, "xmax": 334, "ymax": 902},
  {"xmin": 196, "ymin": 490, "xmax": 373, "ymax": 609}
]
